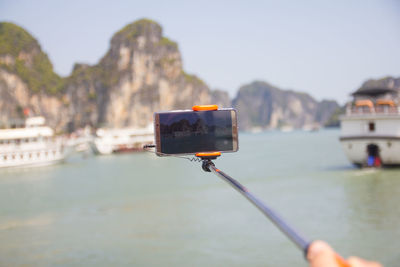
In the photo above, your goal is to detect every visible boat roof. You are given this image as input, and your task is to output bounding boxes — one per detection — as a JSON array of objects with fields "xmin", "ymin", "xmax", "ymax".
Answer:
[
  {"xmin": 376, "ymin": 99, "xmax": 396, "ymax": 106},
  {"xmin": 96, "ymin": 125, "xmax": 154, "ymax": 137},
  {"xmin": 26, "ymin": 116, "xmax": 46, "ymax": 127},
  {"xmin": 352, "ymin": 87, "xmax": 398, "ymax": 97},
  {"xmin": 355, "ymin": 99, "xmax": 374, "ymax": 108},
  {"xmin": 0, "ymin": 127, "xmax": 54, "ymax": 140}
]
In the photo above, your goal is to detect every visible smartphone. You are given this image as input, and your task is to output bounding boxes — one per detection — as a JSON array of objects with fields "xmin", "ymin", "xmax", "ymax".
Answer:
[{"xmin": 154, "ymin": 108, "xmax": 238, "ymax": 155}]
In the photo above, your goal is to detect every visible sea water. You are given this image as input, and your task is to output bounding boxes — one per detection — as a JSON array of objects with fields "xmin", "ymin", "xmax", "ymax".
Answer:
[{"xmin": 0, "ymin": 129, "xmax": 399, "ymax": 266}]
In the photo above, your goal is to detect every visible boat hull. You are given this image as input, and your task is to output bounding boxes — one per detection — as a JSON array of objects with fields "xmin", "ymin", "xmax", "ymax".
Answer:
[
  {"xmin": 0, "ymin": 153, "xmax": 65, "ymax": 168},
  {"xmin": 92, "ymin": 126, "xmax": 154, "ymax": 155},
  {"xmin": 339, "ymin": 137, "xmax": 400, "ymax": 166},
  {"xmin": 92, "ymin": 139, "xmax": 152, "ymax": 155}
]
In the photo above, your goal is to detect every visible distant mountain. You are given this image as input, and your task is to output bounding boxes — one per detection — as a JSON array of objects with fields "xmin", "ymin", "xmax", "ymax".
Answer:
[
  {"xmin": 210, "ymin": 89, "xmax": 231, "ymax": 108},
  {"xmin": 232, "ymin": 81, "xmax": 339, "ymax": 130},
  {"xmin": 0, "ymin": 22, "xmax": 64, "ymax": 127},
  {"xmin": 63, "ymin": 19, "xmax": 211, "ymax": 130},
  {"xmin": 0, "ymin": 19, "xmax": 210, "ymax": 130},
  {"xmin": 0, "ymin": 19, "xmax": 364, "ymax": 132},
  {"xmin": 324, "ymin": 105, "xmax": 345, "ymax": 128}
]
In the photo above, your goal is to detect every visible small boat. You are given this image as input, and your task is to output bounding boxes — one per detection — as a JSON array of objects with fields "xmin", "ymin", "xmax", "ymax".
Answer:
[
  {"xmin": 0, "ymin": 117, "xmax": 66, "ymax": 168},
  {"xmin": 339, "ymin": 87, "xmax": 400, "ymax": 167},
  {"xmin": 91, "ymin": 125, "xmax": 154, "ymax": 155},
  {"xmin": 66, "ymin": 126, "xmax": 93, "ymax": 154}
]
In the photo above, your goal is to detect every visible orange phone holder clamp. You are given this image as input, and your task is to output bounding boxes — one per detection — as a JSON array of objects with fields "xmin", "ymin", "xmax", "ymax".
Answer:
[
  {"xmin": 192, "ymin": 105, "xmax": 218, "ymax": 111},
  {"xmin": 195, "ymin": 152, "xmax": 221, "ymax": 160},
  {"xmin": 196, "ymin": 152, "xmax": 221, "ymax": 172}
]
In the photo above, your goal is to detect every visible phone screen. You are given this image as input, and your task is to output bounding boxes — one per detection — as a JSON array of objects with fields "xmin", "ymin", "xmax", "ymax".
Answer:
[{"xmin": 155, "ymin": 109, "xmax": 238, "ymax": 155}]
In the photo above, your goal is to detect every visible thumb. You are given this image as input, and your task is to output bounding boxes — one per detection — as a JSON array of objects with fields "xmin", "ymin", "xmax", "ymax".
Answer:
[{"xmin": 307, "ymin": 240, "xmax": 341, "ymax": 267}]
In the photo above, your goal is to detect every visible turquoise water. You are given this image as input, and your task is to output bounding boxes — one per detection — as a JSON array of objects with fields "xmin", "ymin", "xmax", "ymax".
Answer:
[{"xmin": 0, "ymin": 129, "xmax": 399, "ymax": 266}]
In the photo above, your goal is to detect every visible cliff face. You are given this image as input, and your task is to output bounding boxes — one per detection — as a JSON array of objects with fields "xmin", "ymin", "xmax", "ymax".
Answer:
[
  {"xmin": 210, "ymin": 89, "xmax": 231, "ymax": 108},
  {"xmin": 232, "ymin": 81, "xmax": 339, "ymax": 130},
  {"xmin": 0, "ymin": 22, "xmax": 64, "ymax": 128},
  {"xmin": 0, "ymin": 20, "xmax": 357, "ymax": 132},
  {"xmin": 0, "ymin": 19, "xmax": 210, "ymax": 130},
  {"xmin": 65, "ymin": 19, "xmax": 210, "ymax": 129}
]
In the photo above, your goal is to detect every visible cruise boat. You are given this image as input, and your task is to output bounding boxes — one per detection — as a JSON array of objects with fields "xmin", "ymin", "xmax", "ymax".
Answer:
[
  {"xmin": 339, "ymin": 87, "xmax": 400, "ymax": 167},
  {"xmin": 0, "ymin": 117, "xmax": 66, "ymax": 168},
  {"xmin": 91, "ymin": 125, "xmax": 154, "ymax": 155}
]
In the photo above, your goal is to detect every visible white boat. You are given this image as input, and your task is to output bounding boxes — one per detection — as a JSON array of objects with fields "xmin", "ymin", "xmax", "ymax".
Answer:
[
  {"xmin": 92, "ymin": 125, "xmax": 154, "ymax": 155},
  {"xmin": 339, "ymin": 87, "xmax": 400, "ymax": 167},
  {"xmin": 0, "ymin": 117, "xmax": 66, "ymax": 168},
  {"xmin": 66, "ymin": 126, "xmax": 93, "ymax": 154}
]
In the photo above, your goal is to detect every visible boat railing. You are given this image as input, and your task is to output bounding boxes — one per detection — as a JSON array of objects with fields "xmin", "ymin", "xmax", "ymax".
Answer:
[{"xmin": 346, "ymin": 106, "xmax": 400, "ymax": 115}]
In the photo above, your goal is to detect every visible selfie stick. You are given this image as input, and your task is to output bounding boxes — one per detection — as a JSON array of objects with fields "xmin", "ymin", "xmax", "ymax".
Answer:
[
  {"xmin": 197, "ymin": 153, "xmax": 350, "ymax": 267},
  {"xmin": 191, "ymin": 106, "xmax": 350, "ymax": 267},
  {"xmin": 197, "ymin": 152, "xmax": 309, "ymax": 251}
]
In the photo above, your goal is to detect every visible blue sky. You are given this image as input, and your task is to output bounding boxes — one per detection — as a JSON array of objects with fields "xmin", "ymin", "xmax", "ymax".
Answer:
[{"xmin": 1, "ymin": 0, "xmax": 399, "ymax": 103}]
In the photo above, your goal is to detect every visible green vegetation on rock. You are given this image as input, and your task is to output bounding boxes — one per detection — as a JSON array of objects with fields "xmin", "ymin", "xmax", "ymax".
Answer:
[
  {"xmin": 0, "ymin": 22, "xmax": 38, "ymax": 56},
  {"xmin": 324, "ymin": 106, "xmax": 345, "ymax": 127},
  {"xmin": 68, "ymin": 62, "xmax": 119, "ymax": 93},
  {"xmin": 0, "ymin": 22, "xmax": 63, "ymax": 95},
  {"xmin": 182, "ymin": 70, "xmax": 205, "ymax": 85},
  {"xmin": 157, "ymin": 37, "xmax": 178, "ymax": 49},
  {"xmin": 113, "ymin": 18, "xmax": 161, "ymax": 42}
]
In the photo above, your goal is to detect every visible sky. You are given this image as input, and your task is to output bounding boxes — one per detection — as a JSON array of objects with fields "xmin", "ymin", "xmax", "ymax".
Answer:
[{"xmin": 0, "ymin": 0, "xmax": 399, "ymax": 104}]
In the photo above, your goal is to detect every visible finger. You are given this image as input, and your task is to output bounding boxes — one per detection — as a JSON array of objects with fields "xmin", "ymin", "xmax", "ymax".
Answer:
[{"xmin": 307, "ymin": 240, "xmax": 338, "ymax": 267}]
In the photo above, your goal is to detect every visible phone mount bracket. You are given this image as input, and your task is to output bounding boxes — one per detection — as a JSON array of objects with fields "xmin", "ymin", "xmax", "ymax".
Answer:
[
  {"xmin": 191, "ymin": 104, "xmax": 222, "ymax": 171},
  {"xmin": 195, "ymin": 152, "xmax": 221, "ymax": 172}
]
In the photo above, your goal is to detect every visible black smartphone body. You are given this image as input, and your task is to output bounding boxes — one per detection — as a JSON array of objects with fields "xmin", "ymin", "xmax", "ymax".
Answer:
[{"xmin": 154, "ymin": 108, "xmax": 238, "ymax": 155}]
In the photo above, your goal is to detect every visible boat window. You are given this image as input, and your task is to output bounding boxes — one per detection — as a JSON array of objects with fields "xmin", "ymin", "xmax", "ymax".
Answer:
[{"xmin": 369, "ymin": 122, "xmax": 375, "ymax": 132}]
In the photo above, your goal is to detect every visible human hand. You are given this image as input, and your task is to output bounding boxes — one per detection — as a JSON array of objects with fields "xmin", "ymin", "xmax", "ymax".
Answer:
[{"xmin": 307, "ymin": 240, "xmax": 382, "ymax": 267}]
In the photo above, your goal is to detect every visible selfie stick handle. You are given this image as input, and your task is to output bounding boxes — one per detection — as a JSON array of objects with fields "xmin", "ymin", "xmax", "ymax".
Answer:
[{"xmin": 202, "ymin": 159, "xmax": 310, "ymax": 254}]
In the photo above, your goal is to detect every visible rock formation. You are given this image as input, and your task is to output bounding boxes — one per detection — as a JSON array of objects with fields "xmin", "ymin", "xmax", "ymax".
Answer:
[
  {"xmin": 210, "ymin": 89, "xmax": 231, "ymax": 108},
  {"xmin": 64, "ymin": 19, "xmax": 210, "ymax": 130},
  {"xmin": 0, "ymin": 22, "xmax": 64, "ymax": 129},
  {"xmin": 232, "ymin": 81, "xmax": 339, "ymax": 130},
  {"xmin": 1, "ymin": 19, "xmax": 352, "ymax": 132},
  {"xmin": 0, "ymin": 19, "xmax": 210, "ymax": 131}
]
